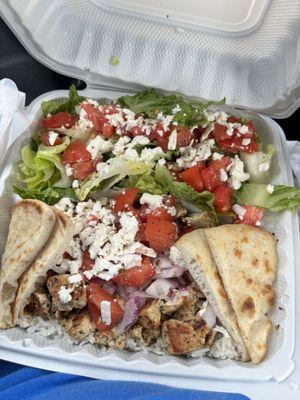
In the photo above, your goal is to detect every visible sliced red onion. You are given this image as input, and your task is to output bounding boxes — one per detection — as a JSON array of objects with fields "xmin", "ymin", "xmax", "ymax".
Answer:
[
  {"xmin": 102, "ymin": 281, "xmax": 117, "ymax": 295},
  {"xmin": 197, "ymin": 303, "xmax": 217, "ymax": 330},
  {"xmin": 178, "ymin": 274, "xmax": 188, "ymax": 287},
  {"xmin": 156, "ymin": 266, "xmax": 186, "ymax": 279},
  {"xmin": 145, "ymin": 278, "xmax": 178, "ymax": 298},
  {"xmin": 113, "ymin": 295, "xmax": 146, "ymax": 336},
  {"xmin": 117, "ymin": 284, "xmax": 129, "ymax": 300}
]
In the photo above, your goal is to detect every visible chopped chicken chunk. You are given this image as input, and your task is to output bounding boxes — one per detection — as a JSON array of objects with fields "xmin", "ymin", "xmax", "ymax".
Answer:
[
  {"xmin": 172, "ymin": 285, "xmax": 200, "ymax": 323},
  {"xmin": 127, "ymin": 323, "xmax": 160, "ymax": 346},
  {"xmin": 59, "ymin": 309, "xmax": 94, "ymax": 340},
  {"xmin": 162, "ymin": 319, "xmax": 209, "ymax": 355},
  {"xmin": 159, "ymin": 292, "xmax": 185, "ymax": 315},
  {"xmin": 26, "ymin": 290, "xmax": 51, "ymax": 319},
  {"xmin": 47, "ymin": 274, "xmax": 87, "ymax": 312},
  {"xmin": 94, "ymin": 330, "xmax": 126, "ymax": 350},
  {"xmin": 138, "ymin": 300, "xmax": 161, "ymax": 330}
]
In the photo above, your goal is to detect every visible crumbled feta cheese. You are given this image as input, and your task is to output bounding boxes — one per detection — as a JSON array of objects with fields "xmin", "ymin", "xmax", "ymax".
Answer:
[
  {"xmin": 172, "ymin": 104, "xmax": 181, "ymax": 114},
  {"xmin": 266, "ymin": 184, "xmax": 274, "ymax": 193},
  {"xmin": 238, "ymin": 125, "xmax": 249, "ymax": 134},
  {"xmin": 68, "ymin": 274, "xmax": 83, "ymax": 284},
  {"xmin": 232, "ymin": 204, "xmax": 247, "ymax": 220},
  {"xmin": 158, "ymin": 158, "xmax": 166, "ymax": 166},
  {"xmin": 201, "ymin": 123, "xmax": 214, "ymax": 142},
  {"xmin": 78, "ymin": 107, "xmax": 94, "ymax": 131},
  {"xmin": 65, "ymin": 164, "xmax": 74, "ymax": 177},
  {"xmin": 226, "ymin": 124, "xmax": 235, "ymax": 136},
  {"xmin": 87, "ymin": 136, "xmax": 113, "ymax": 159},
  {"xmin": 228, "ymin": 155, "xmax": 250, "ymax": 190},
  {"xmin": 156, "ymin": 113, "xmax": 174, "ymax": 132},
  {"xmin": 140, "ymin": 147, "xmax": 164, "ymax": 167},
  {"xmin": 128, "ymin": 135, "xmax": 150, "ymax": 148},
  {"xmin": 219, "ymin": 168, "xmax": 228, "ymax": 182},
  {"xmin": 112, "ymin": 136, "xmax": 131, "ymax": 156},
  {"xmin": 86, "ymin": 99, "xmax": 100, "ymax": 108},
  {"xmin": 100, "ymin": 301, "xmax": 111, "ymax": 325},
  {"xmin": 55, "ymin": 198, "xmax": 75, "ymax": 218},
  {"xmin": 72, "ymin": 180, "xmax": 79, "ymax": 189},
  {"xmin": 242, "ymin": 138, "xmax": 251, "ymax": 146},
  {"xmin": 48, "ymin": 131, "xmax": 59, "ymax": 146},
  {"xmin": 123, "ymin": 148, "xmax": 140, "ymax": 162},
  {"xmin": 140, "ymin": 193, "xmax": 164, "ymax": 209},
  {"xmin": 176, "ymin": 139, "xmax": 215, "ymax": 169},
  {"xmin": 168, "ymin": 129, "xmax": 177, "ymax": 151},
  {"xmin": 255, "ymin": 221, "xmax": 261, "ymax": 226},
  {"xmin": 58, "ymin": 286, "xmax": 73, "ymax": 303},
  {"xmin": 212, "ymin": 152, "xmax": 224, "ymax": 161}
]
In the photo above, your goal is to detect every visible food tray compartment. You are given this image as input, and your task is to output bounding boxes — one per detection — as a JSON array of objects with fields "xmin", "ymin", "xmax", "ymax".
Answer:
[{"xmin": 0, "ymin": 88, "xmax": 296, "ymax": 384}]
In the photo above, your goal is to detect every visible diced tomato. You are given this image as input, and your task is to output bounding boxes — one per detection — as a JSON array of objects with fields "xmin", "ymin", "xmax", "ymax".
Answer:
[
  {"xmin": 136, "ymin": 222, "xmax": 147, "ymax": 243},
  {"xmin": 130, "ymin": 126, "xmax": 143, "ymax": 137},
  {"xmin": 213, "ymin": 186, "xmax": 233, "ymax": 214},
  {"xmin": 201, "ymin": 166, "xmax": 222, "ymax": 192},
  {"xmin": 227, "ymin": 116, "xmax": 240, "ymax": 124},
  {"xmin": 218, "ymin": 138, "xmax": 258, "ymax": 153},
  {"xmin": 209, "ymin": 156, "xmax": 231, "ymax": 171},
  {"xmin": 102, "ymin": 123, "xmax": 115, "ymax": 138},
  {"xmin": 41, "ymin": 112, "xmax": 78, "ymax": 129},
  {"xmin": 148, "ymin": 207, "xmax": 174, "ymax": 221},
  {"xmin": 145, "ymin": 215, "xmax": 177, "ymax": 253},
  {"xmin": 177, "ymin": 128, "xmax": 193, "ymax": 147},
  {"xmin": 72, "ymin": 160, "xmax": 96, "ymax": 180},
  {"xmin": 233, "ymin": 205, "xmax": 264, "ymax": 226},
  {"xmin": 87, "ymin": 281, "xmax": 123, "ymax": 331},
  {"xmin": 81, "ymin": 103, "xmax": 107, "ymax": 133},
  {"xmin": 61, "ymin": 140, "xmax": 91, "ymax": 164},
  {"xmin": 169, "ymin": 168, "xmax": 183, "ymax": 182},
  {"xmin": 113, "ymin": 257, "xmax": 155, "ymax": 287},
  {"xmin": 242, "ymin": 121, "xmax": 255, "ymax": 138},
  {"xmin": 180, "ymin": 165, "xmax": 205, "ymax": 192},
  {"xmin": 150, "ymin": 123, "xmax": 171, "ymax": 152},
  {"xmin": 163, "ymin": 195, "xmax": 175, "ymax": 207},
  {"xmin": 113, "ymin": 188, "xmax": 139, "ymax": 213},
  {"xmin": 39, "ymin": 132, "xmax": 62, "ymax": 146},
  {"xmin": 212, "ymin": 123, "xmax": 228, "ymax": 143},
  {"xmin": 81, "ymin": 249, "xmax": 95, "ymax": 272},
  {"xmin": 102, "ymin": 105, "xmax": 118, "ymax": 115}
]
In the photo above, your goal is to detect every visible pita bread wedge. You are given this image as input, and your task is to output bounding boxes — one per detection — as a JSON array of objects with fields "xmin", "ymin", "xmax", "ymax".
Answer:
[
  {"xmin": 175, "ymin": 230, "xmax": 250, "ymax": 362},
  {"xmin": 13, "ymin": 209, "xmax": 74, "ymax": 325},
  {"xmin": 204, "ymin": 224, "xmax": 277, "ymax": 364},
  {"xmin": 0, "ymin": 200, "xmax": 56, "ymax": 328}
]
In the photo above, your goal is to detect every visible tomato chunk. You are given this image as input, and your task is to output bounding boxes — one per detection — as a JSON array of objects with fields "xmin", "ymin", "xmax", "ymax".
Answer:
[
  {"xmin": 150, "ymin": 122, "xmax": 171, "ymax": 152},
  {"xmin": 218, "ymin": 138, "xmax": 258, "ymax": 153},
  {"xmin": 148, "ymin": 207, "xmax": 174, "ymax": 221},
  {"xmin": 102, "ymin": 123, "xmax": 115, "ymax": 138},
  {"xmin": 41, "ymin": 112, "xmax": 78, "ymax": 129},
  {"xmin": 113, "ymin": 188, "xmax": 139, "ymax": 213},
  {"xmin": 233, "ymin": 205, "xmax": 264, "ymax": 226},
  {"xmin": 180, "ymin": 165, "xmax": 205, "ymax": 192},
  {"xmin": 72, "ymin": 160, "xmax": 96, "ymax": 180},
  {"xmin": 177, "ymin": 128, "xmax": 193, "ymax": 147},
  {"xmin": 81, "ymin": 249, "xmax": 95, "ymax": 272},
  {"xmin": 88, "ymin": 281, "xmax": 123, "ymax": 331},
  {"xmin": 39, "ymin": 132, "xmax": 62, "ymax": 146},
  {"xmin": 61, "ymin": 140, "xmax": 91, "ymax": 164},
  {"xmin": 81, "ymin": 103, "xmax": 107, "ymax": 133},
  {"xmin": 212, "ymin": 123, "xmax": 228, "ymax": 143},
  {"xmin": 113, "ymin": 257, "xmax": 155, "ymax": 287},
  {"xmin": 145, "ymin": 215, "xmax": 177, "ymax": 253},
  {"xmin": 213, "ymin": 186, "xmax": 233, "ymax": 214},
  {"xmin": 201, "ymin": 167, "xmax": 222, "ymax": 192}
]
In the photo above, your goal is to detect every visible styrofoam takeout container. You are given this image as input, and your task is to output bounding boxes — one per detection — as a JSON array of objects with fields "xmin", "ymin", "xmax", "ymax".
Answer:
[{"xmin": 0, "ymin": 1, "xmax": 300, "ymax": 399}]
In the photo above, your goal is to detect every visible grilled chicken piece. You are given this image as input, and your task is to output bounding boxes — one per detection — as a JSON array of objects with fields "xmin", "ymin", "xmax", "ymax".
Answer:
[
  {"xmin": 172, "ymin": 285, "xmax": 200, "ymax": 323},
  {"xmin": 138, "ymin": 300, "xmax": 161, "ymax": 330},
  {"xmin": 94, "ymin": 330, "xmax": 126, "ymax": 349},
  {"xmin": 159, "ymin": 291, "xmax": 185, "ymax": 315},
  {"xmin": 162, "ymin": 319, "xmax": 209, "ymax": 355},
  {"xmin": 128, "ymin": 323, "xmax": 160, "ymax": 346},
  {"xmin": 47, "ymin": 274, "xmax": 87, "ymax": 312},
  {"xmin": 183, "ymin": 211, "xmax": 215, "ymax": 229},
  {"xmin": 26, "ymin": 290, "xmax": 51, "ymax": 319},
  {"xmin": 59, "ymin": 309, "xmax": 94, "ymax": 341}
]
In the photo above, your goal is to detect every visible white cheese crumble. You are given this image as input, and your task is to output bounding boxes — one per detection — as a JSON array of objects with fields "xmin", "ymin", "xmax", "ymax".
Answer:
[
  {"xmin": 58, "ymin": 286, "xmax": 73, "ymax": 303},
  {"xmin": 87, "ymin": 136, "xmax": 113, "ymax": 159},
  {"xmin": 48, "ymin": 131, "xmax": 58, "ymax": 146},
  {"xmin": 176, "ymin": 139, "xmax": 215, "ymax": 169},
  {"xmin": 68, "ymin": 274, "xmax": 82, "ymax": 284},
  {"xmin": 140, "ymin": 193, "xmax": 164, "ymax": 209},
  {"xmin": 65, "ymin": 164, "xmax": 74, "ymax": 177},
  {"xmin": 100, "ymin": 301, "xmax": 111, "ymax": 325},
  {"xmin": 168, "ymin": 129, "xmax": 177, "ymax": 151},
  {"xmin": 266, "ymin": 184, "xmax": 274, "ymax": 193},
  {"xmin": 241, "ymin": 138, "xmax": 251, "ymax": 146},
  {"xmin": 172, "ymin": 104, "xmax": 181, "ymax": 114},
  {"xmin": 232, "ymin": 204, "xmax": 247, "ymax": 220},
  {"xmin": 219, "ymin": 168, "xmax": 228, "ymax": 182},
  {"xmin": 228, "ymin": 155, "xmax": 250, "ymax": 190},
  {"xmin": 140, "ymin": 147, "xmax": 165, "ymax": 167},
  {"xmin": 78, "ymin": 107, "xmax": 94, "ymax": 131},
  {"xmin": 72, "ymin": 180, "xmax": 79, "ymax": 189},
  {"xmin": 238, "ymin": 125, "xmax": 249, "ymax": 134},
  {"xmin": 212, "ymin": 152, "xmax": 224, "ymax": 161}
]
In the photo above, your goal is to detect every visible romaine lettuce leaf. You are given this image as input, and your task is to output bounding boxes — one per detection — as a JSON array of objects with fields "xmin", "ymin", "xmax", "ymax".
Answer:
[
  {"xmin": 234, "ymin": 183, "xmax": 300, "ymax": 212},
  {"xmin": 75, "ymin": 159, "xmax": 150, "ymax": 201},
  {"xmin": 134, "ymin": 174, "xmax": 165, "ymax": 195},
  {"xmin": 41, "ymin": 84, "xmax": 85, "ymax": 116},
  {"xmin": 118, "ymin": 89, "xmax": 225, "ymax": 127},
  {"xmin": 240, "ymin": 144, "xmax": 275, "ymax": 183},
  {"xmin": 13, "ymin": 185, "xmax": 76, "ymax": 205}
]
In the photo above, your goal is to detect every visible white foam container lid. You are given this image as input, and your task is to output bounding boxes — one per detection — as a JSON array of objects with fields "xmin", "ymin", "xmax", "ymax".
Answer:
[{"xmin": 0, "ymin": 87, "xmax": 299, "ymax": 400}]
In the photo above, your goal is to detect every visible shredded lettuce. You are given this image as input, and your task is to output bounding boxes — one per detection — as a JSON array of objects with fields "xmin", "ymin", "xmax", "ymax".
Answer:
[
  {"xmin": 41, "ymin": 84, "xmax": 85, "ymax": 116},
  {"xmin": 240, "ymin": 144, "xmax": 275, "ymax": 183},
  {"xmin": 13, "ymin": 185, "xmax": 76, "ymax": 205},
  {"xmin": 75, "ymin": 159, "xmax": 151, "ymax": 201},
  {"xmin": 134, "ymin": 174, "xmax": 165, "ymax": 195},
  {"xmin": 17, "ymin": 137, "xmax": 71, "ymax": 191},
  {"xmin": 118, "ymin": 89, "xmax": 225, "ymax": 127},
  {"xmin": 234, "ymin": 183, "xmax": 300, "ymax": 212}
]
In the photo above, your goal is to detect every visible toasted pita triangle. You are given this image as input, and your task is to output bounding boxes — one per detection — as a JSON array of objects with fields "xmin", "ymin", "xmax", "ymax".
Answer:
[
  {"xmin": 204, "ymin": 224, "xmax": 276, "ymax": 364},
  {"xmin": 0, "ymin": 200, "xmax": 56, "ymax": 328},
  {"xmin": 13, "ymin": 209, "xmax": 74, "ymax": 325},
  {"xmin": 175, "ymin": 229, "xmax": 250, "ymax": 361}
]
